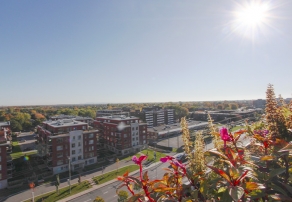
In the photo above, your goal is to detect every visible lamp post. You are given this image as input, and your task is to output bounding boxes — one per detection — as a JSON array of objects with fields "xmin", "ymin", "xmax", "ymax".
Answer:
[
  {"xmin": 29, "ymin": 182, "xmax": 35, "ymax": 202},
  {"xmin": 68, "ymin": 156, "xmax": 71, "ymax": 194}
]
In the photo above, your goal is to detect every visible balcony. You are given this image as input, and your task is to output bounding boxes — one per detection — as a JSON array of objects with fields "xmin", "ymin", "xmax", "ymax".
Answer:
[
  {"xmin": 6, "ymin": 155, "xmax": 12, "ymax": 162},
  {"xmin": 6, "ymin": 145, "xmax": 12, "ymax": 154},
  {"xmin": 7, "ymin": 163, "xmax": 15, "ymax": 170}
]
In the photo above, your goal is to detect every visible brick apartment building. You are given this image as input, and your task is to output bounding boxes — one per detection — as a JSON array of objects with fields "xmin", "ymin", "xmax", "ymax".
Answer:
[
  {"xmin": 96, "ymin": 109, "xmax": 128, "ymax": 117},
  {"xmin": 94, "ymin": 115, "xmax": 147, "ymax": 155},
  {"xmin": 0, "ymin": 122, "xmax": 13, "ymax": 189},
  {"xmin": 36, "ymin": 119, "xmax": 98, "ymax": 174}
]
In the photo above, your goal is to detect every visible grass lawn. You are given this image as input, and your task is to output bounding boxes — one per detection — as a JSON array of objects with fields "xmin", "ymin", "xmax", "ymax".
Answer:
[
  {"xmin": 93, "ymin": 165, "xmax": 139, "ymax": 185},
  {"xmin": 122, "ymin": 149, "xmax": 167, "ymax": 162},
  {"xmin": 23, "ymin": 181, "xmax": 92, "ymax": 202},
  {"xmin": 10, "ymin": 141, "xmax": 23, "ymax": 159},
  {"xmin": 140, "ymin": 149, "xmax": 166, "ymax": 162},
  {"xmin": 231, "ymin": 125, "xmax": 244, "ymax": 132},
  {"xmin": 23, "ymin": 150, "xmax": 38, "ymax": 156}
]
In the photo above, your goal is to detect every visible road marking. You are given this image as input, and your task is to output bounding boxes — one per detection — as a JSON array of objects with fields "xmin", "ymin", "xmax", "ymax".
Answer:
[
  {"xmin": 83, "ymin": 199, "xmax": 91, "ymax": 202},
  {"xmin": 103, "ymin": 191, "xmax": 108, "ymax": 194}
]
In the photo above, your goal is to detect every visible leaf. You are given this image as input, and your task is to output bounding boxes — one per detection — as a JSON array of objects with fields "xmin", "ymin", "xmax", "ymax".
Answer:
[
  {"xmin": 123, "ymin": 170, "xmax": 129, "ymax": 177},
  {"xmin": 143, "ymin": 171, "xmax": 149, "ymax": 181},
  {"xmin": 271, "ymin": 184, "xmax": 289, "ymax": 196},
  {"xmin": 127, "ymin": 194, "xmax": 143, "ymax": 202},
  {"xmin": 207, "ymin": 165, "xmax": 231, "ymax": 184},
  {"xmin": 206, "ymin": 149, "xmax": 229, "ymax": 160},
  {"xmin": 269, "ymin": 168, "xmax": 286, "ymax": 179},
  {"xmin": 280, "ymin": 182, "xmax": 292, "ymax": 195},
  {"xmin": 228, "ymin": 186, "xmax": 245, "ymax": 201},
  {"xmin": 270, "ymin": 194, "xmax": 292, "ymax": 201},
  {"xmin": 245, "ymin": 182, "xmax": 265, "ymax": 191},
  {"xmin": 260, "ymin": 155, "xmax": 274, "ymax": 161},
  {"xmin": 126, "ymin": 176, "xmax": 143, "ymax": 187}
]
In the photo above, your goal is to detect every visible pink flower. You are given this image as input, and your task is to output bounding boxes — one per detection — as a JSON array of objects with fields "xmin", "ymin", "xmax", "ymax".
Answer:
[
  {"xmin": 132, "ymin": 155, "xmax": 147, "ymax": 165},
  {"xmin": 254, "ymin": 130, "xmax": 269, "ymax": 137},
  {"xmin": 160, "ymin": 156, "xmax": 174, "ymax": 163},
  {"xmin": 220, "ymin": 127, "xmax": 232, "ymax": 148}
]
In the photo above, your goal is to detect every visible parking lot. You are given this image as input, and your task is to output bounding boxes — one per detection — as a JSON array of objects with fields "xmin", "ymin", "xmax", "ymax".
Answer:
[{"xmin": 17, "ymin": 132, "xmax": 37, "ymax": 152}]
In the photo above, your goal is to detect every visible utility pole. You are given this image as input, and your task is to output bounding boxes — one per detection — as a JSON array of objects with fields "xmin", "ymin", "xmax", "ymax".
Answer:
[{"xmin": 68, "ymin": 157, "xmax": 71, "ymax": 194}]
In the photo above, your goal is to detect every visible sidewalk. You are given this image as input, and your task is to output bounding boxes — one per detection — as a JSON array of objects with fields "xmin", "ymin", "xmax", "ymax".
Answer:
[
  {"xmin": 58, "ymin": 161, "xmax": 162, "ymax": 202},
  {"xmin": 3, "ymin": 159, "xmax": 134, "ymax": 202}
]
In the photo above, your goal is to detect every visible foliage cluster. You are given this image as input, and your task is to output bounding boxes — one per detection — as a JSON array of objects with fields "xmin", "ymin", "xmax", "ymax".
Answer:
[{"xmin": 116, "ymin": 84, "xmax": 292, "ymax": 201}]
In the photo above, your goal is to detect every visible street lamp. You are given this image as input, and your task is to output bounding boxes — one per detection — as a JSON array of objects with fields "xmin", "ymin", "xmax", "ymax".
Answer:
[
  {"xmin": 29, "ymin": 182, "xmax": 35, "ymax": 202},
  {"xmin": 68, "ymin": 156, "xmax": 71, "ymax": 194}
]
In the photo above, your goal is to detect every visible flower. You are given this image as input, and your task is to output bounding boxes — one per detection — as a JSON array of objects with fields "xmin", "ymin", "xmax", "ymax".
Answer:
[
  {"xmin": 220, "ymin": 127, "xmax": 232, "ymax": 148},
  {"xmin": 132, "ymin": 155, "xmax": 147, "ymax": 165},
  {"xmin": 254, "ymin": 130, "xmax": 269, "ymax": 137},
  {"xmin": 160, "ymin": 156, "xmax": 174, "ymax": 163}
]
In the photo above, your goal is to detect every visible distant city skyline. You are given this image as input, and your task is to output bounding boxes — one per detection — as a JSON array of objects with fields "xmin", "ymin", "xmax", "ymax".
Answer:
[{"xmin": 1, "ymin": 1, "xmax": 292, "ymax": 106}]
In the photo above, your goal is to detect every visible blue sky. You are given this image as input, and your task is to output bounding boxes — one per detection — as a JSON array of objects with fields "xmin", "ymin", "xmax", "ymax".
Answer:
[{"xmin": 0, "ymin": 1, "xmax": 291, "ymax": 106}]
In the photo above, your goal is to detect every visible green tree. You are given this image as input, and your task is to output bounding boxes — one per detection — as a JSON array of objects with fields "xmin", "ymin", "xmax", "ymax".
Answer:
[
  {"xmin": 10, "ymin": 119, "xmax": 22, "ymax": 131},
  {"xmin": 93, "ymin": 196, "xmax": 105, "ymax": 202},
  {"xmin": 117, "ymin": 190, "xmax": 128, "ymax": 202}
]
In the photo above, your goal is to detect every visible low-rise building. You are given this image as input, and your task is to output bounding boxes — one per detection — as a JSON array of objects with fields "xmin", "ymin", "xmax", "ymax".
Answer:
[
  {"xmin": 50, "ymin": 115, "xmax": 94, "ymax": 125},
  {"xmin": 94, "ymin": 115, "xmax": 147, "ymax": 155},
  {"xmin": 147, "ymin": 121, "xmax": 208, "ymax": 141},
  {"xmin": 36, "ymin": 119, "xmax": 98, "ymax": 174}
]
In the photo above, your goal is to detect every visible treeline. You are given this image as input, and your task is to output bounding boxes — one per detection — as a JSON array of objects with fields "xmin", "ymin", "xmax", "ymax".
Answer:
[{"xmin": 0, "ymin": 106, "xmax": 101, "ymax": 132}]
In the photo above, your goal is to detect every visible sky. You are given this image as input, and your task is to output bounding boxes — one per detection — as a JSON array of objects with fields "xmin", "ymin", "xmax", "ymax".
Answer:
[{"xmin": 0, "ymin": 0, "xmax": 292, "ymax": 106}]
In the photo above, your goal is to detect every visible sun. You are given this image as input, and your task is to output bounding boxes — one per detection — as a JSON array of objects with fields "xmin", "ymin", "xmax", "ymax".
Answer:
[{"xmin": 230, "ymin": 1, "xmax": 274, "ymax": 41}]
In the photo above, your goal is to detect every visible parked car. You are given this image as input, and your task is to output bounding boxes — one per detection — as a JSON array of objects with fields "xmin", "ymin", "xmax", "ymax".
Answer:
[{"xmin": 19, "ymin": 139, "xmax": 26, "ymax": 143}]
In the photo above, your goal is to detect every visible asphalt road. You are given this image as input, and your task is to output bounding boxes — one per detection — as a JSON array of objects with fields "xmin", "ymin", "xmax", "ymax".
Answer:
[
  {"xmin": 68, "ymin": 163, "xmax": 168, "ymax": 202},
  {"xmin": 17, "ymin": 132, "xmax": 36, "ymax": 151}
]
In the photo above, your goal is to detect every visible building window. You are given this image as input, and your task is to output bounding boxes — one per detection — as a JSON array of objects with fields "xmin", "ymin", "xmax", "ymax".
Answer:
[
  {"xmin": 132, "ymin": 127, "xmax": 134, "ymax": 130},
  {"xmin": 0, "ymin": 156, "xmax": 1, "ymax": 162},
  {"xmin": 136, "ymin": 137, "xmax": 138, "ymax": 140},
  {"xmin": 79, "ymin": 149, "xmax": 82, "ymax": 153},
  {"xmin": 57, "ymin": 138, "xmax": 63, "ymax": 143},
  {"xmin": 89, "ymin": 133, "xmax": 94, "ymax": 138},
  {"xmin": 72, "ymin": 157, "xmax": 76, "ymax": 162},
  {"xmin": 78, "ymin": 135, "xmax": 81, "ymax": 140},
  {"xmin": 72, "ymin": 143, "xmax": 75, "ymax": 148},
  {"xmin": 132, "ymin": 138, "xmax": 135, "ymax": 141},
  {"xmin": 72, "ymin": 150, "xmax": 76, "ymax": 155},
  {"xmin": 0, "ymin": 165, "xmax": 1, "ymax": 170},
  {"xmin": 57, "ymin": 146, "xmax": 63, "ymax": 151},
  {"xmin": 78, "ymin": 142, "xmax": 81, "ymax": 147},
  {"xmin": 78, "ymin": 156, "xmax": 82, "ymax": 160},
  {"xmin": 89, "ymin": 140, "xmax": 94, "ymax": 145},
  {"xmin": 57, "ymin": 153, "xmax": 63, "ymax": 158},
  {"xmin": 89, "ymin": 159, "xmax": 94, "ymax": 164}
]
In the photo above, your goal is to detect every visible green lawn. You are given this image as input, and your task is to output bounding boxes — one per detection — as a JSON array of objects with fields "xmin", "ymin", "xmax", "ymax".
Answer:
[
  {"xmin": 122, "ymin": 149, "xmax": 166, "ymax": 162},
  {"xmin": 10, "ymin": 141, "xmax": 23, "ymax": 159},
  {"xmin": 231, "ymin": 125, "xmax": 244, "ymax": 132},
  {"xmin": 23, "ymin": 181, "xmax": 92, "ymax": 202},
  {"xmin": 140, "ymin": 149, "xmax": 166, "ymax": 162},
  {"xmin": 93, "ymin": 165, "xmax": 139, "ymax": 185}
]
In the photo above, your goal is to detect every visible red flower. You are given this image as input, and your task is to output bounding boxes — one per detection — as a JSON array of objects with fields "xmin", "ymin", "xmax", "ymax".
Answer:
[
  {"xmin": 160, "ymin": 156, "xmax": 174, "ymax": 163},
  {"xmin": 132, "ymin": 155, "xmax": 147, "ymax": 165},
  {"xmin": 220, "ymin": 127, "xmax": 232, "ymax": 148}
]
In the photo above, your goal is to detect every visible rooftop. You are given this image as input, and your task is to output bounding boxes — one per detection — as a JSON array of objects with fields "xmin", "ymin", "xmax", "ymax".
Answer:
[
  {"xmin": 43, "ymin": 119, "xmax": 88, "ymax": 128},
  {"xmin": 0, "ymin": 121, "xmax": 10, "ymax": 127},
  {"xmin": 96, "ymin": 115, "xmax": 139, "ymax": 121},
  {"xmin": 147, "ymin": 121, "xmax": 208, "ymax": 135}
]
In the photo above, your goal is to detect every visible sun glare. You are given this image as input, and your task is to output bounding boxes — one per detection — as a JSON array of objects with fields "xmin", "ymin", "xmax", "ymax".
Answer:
[{"xmin": 230, "ymin": 1, "xmax": 275, "ymax": 41}]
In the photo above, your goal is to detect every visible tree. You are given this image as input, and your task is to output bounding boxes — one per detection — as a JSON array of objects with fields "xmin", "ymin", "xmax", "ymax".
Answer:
[
  {"xmin": 93, "ymin": 196, "xmax": 105, "ymax": 202},
  {"xmin": 117, "ymin": 190, "xmax": 128, "ymax": 202},
  {"xmin": 10, "ymin": 119, "xmax": 22, "ymax": 132}
]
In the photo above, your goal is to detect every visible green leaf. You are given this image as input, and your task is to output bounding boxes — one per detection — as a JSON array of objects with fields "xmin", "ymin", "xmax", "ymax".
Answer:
[
  {"xmin": 229, "ymin": 186, "xmax": 245, "ymax": 201},
  {"xmin": 271, "ymin": 183, "xmax": 288, "ymax": 196},
  {"xmin": 280, "ymin": 182, "xmax": 292, "ymax": 195},
  {"xmin": 269, "ymin": 168, "xmax": 286, "ymax": 179}
]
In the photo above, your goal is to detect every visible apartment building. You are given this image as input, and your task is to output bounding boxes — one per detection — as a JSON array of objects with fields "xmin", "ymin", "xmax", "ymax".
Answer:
[
  {"xmin": 96, "ymin": 109, "xmax": 128, "ymax": 117},
  {"xmin": 142, "ymin": 107, "xmax": 175, "ymax": 128},
  {"xmin": 36, "ymin": 119, "xmax": 98, "ymax": 174},
  {"xmin": 0, "ymin": 122, "xmax": 13, "ymax": 189},
  {"xmin": 94, "ymin": 115, "xmax": 147, "ymax": 155}
]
